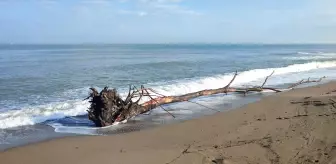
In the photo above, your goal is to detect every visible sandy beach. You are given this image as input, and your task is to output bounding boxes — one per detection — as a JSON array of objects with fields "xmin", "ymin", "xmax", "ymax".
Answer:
[{"xmin": 1, "ymin": 82, "xmax": 336, "ymax": 164}]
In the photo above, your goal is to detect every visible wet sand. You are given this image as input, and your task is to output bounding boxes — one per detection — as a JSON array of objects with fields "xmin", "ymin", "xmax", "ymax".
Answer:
[{"xmin": 1, "ymin": 82, "xmax": 336, "ymax": 164}]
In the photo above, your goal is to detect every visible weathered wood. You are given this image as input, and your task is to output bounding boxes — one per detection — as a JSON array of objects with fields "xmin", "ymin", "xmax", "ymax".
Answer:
[
  {"xmin": 288, "ymin": 76, "xmax": 326, "ymax": 88},
  {"xmin": 86, "ymin": 87, "xmax": 145, "ymax": 127},
  {"xmin": 86, "ymin": 71, "xmax": 325, "ymax": 127}
]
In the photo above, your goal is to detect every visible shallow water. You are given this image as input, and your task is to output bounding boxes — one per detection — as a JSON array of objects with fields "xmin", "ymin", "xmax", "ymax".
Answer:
[{"xmin": 1, "ymin": 44, "xmax": 336, "ymax": 149}]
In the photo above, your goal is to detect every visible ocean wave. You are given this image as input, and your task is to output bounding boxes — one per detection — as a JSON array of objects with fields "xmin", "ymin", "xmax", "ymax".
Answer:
[
  {"xmin": 297, "ymin": 51, "xmax": 317, "ymax": 55},
  {"xmin": 0, "ymin": 61, "xmax": 336, "ymax": 129},
  {"xmin": 0, "ymin": 100, "xmax": 89, "ymax": 129},
  {"xmin": 50, "ymin": 120, "xmax": 127, "ymax": 135},
  {"xmin": 285, "ymin": 56, "xmax": 335, "ymax": 60},
  {"xmin": 284, "ymin": 52, "xmax": 336, "ymax": 60},
  {"xmin": 148, "ymin": 61, "xmax": 336, "ymax": 97}
]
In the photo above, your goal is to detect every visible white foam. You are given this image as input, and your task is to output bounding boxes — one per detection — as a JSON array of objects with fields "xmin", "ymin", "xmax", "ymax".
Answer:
[
  {"xmin": 0, "ymin": 100, "xmax": 89, "ymax": 129},
  {"xmin": 50, "ymin": 120, "xmax": 127, "ymax": 135},
  {"xmin": 285, "ymin": 56, "xmax": 335, "ymax": 60},
  {"xmin": 0, "ymin": 61, "xmax": 336, "ymax": 129},
  {"xmin": 284, "ymin": 52, "xmax": 336, "ymax": 60},
  {"xmin": 297, "ymin": 52, "xmax": 314, "ymax": 55}
]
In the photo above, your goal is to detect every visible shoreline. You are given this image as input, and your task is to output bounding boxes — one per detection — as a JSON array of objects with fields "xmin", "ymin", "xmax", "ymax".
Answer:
[
  {"xmin": 1, "ymin": 82, "xmax": 336, "ymax": 164},
  {"xmin": 0, "ymin": 90, "xmax": 268, "ymax": 151}
]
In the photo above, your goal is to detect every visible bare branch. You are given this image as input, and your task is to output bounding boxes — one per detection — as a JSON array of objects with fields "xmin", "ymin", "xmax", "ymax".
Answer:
[
  {"xmin": 225, "ymin": 71, "xmax": 238, "ymax": 89},
  {"xmin": 261, "ymin": 71, "xmax": 275, "ymax": 88},
  {"xmin": 262, "ymin": 87, "xmax": 282, "ymax": 93},
  {"xmin": 186, "ymin": 100, "xmax": 220, "ymax": 112},
  {"xmin": 289, "ymin": 76, "xmax": 325, "ymax": 88},
  {"xmin": 142, "ymin": 86, "xmax": 175, "ymax": 118}
]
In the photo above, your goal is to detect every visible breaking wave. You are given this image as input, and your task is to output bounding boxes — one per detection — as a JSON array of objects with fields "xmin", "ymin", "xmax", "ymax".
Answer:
[
  {"xmin": 0, "ymin": 100, "xmax": 89, "ymax": 129},
  {"xmin": 284, "ymin": 52, "xmax": 336, "ymax": 60},
  {"xmin": 1, "ymin": 61, "xmax": 336, "ymax": 129}
]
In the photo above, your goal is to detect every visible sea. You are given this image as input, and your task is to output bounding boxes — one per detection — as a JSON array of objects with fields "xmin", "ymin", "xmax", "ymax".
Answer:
[{"xmin": 1, "ymin": 44, "xmax": 336, "ymax": 150}]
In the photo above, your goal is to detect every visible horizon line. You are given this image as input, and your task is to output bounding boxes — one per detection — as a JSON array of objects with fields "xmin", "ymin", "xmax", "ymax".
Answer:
[{"xmin": 1, "ymin": 42, "xmax": 336, "ymax": 45}]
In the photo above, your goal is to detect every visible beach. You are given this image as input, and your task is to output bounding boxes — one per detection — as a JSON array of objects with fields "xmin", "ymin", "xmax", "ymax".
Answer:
[
  {"xmin": 2, "ymin": 0, "xmax": 336, "ymax": 163},
  {"xmin": 2, "ymin": 44, "xmax": 336, "ymax": 148},
  {"xmin": 1, "ymin": 82, "xmax": 336, "ymax": 164}
]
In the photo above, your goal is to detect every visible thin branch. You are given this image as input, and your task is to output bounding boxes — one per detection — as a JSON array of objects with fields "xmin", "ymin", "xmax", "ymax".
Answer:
[
  {"xmin": 289, "ymin": 76, "xmax": 325, "ymax": 88},
  {"xmin": 126, "ymin": 85, "xmax": 132, "ymax": 99},
  {"xmin": 134, "ymin": 87, "xmax": 144, "ymax": 104},
  {"xmin": 261, "ymin": 71, "xmax": 275, "ymax": 88},
  {"xmin": 262, "ymin": 87, "xmax": 282, "ymax": 93},
  {"xmin": 146, "ymin": 88, "xmax": 167, "ymax": 97},
  {"xmin": 186, "ymin": 100, "xmax": 220, "ymax": 112},
  {"xmin": 225, "ymin": 71, "xmax": 238, "ymax": 89},
  {"xmin": 142, "ymin": 86, "xmax": 176, "ymax": 118},
  {"xmin": 166, "ymin": 144, "xmax": 191, "ymax": 164}
]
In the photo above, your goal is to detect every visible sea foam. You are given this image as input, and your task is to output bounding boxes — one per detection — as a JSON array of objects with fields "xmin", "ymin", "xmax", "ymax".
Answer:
[{"xmin": 284, "ymin": 52, "xmax": 336, "ymax": 60}]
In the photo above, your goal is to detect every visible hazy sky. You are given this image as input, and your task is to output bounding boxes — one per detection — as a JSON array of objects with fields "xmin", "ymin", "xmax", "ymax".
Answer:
[{"xmin": 0, "ymin": 0, "xmax": 336, "ymax": 44}]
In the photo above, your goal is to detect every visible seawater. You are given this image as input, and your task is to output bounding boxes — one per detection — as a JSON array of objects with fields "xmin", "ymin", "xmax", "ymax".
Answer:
[{"xmin": 1, "ymin": 44, "xmax": 336, "ymax": 149}]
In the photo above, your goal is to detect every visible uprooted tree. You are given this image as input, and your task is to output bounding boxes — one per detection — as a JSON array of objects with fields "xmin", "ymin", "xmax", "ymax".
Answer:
[{"xmin": 85, "ymin": 71, "xmax": 326, "ymax": 127}]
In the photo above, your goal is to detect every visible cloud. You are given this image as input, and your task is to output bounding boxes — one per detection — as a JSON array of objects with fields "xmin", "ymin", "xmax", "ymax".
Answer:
[
  {"xmin": 38, "ymin": 0, "xmax": 58, "ymax": 5},
  {"xmin": 117, "ymin": 9, "xmax": 148, "ymax": 17},
  {"xmin": 139, "ymin": 0, "xmax": 182, "ymax": 3},
  {"xmin": 138, "ymin": 11, "xmax": 148, "ymax": 16},
  {"xmin": 137, "ymin": 0, "xmax": 202, "ymax": 16},
  {"xmin": 80, "ymin": 0, "xmax": 112, "ymax": 5},
  {"xmin": 72, "ymin": 0, "xmax": 201, "ymax": 17},
  {"xmin": 116, "ymin": 0, "xmax": 201, "ymax": 16},
  {"xmin": 152, "ymin": 4, "xmax": 202, "ymax": 16}
]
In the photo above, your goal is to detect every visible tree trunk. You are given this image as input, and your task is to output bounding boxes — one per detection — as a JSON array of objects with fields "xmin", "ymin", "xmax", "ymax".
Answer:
[{"xmin": 85, "ymin": 72, "xmax": 325, "ymax": 127}]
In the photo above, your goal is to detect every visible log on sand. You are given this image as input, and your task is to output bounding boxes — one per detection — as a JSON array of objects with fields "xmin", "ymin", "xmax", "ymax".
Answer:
[{"xmin": 85, "ymin": 71, "xmax": 325, "ymax": 127}]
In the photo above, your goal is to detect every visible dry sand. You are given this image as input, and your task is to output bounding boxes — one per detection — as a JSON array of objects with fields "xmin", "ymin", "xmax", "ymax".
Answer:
[{"xmin": 1, "ymin": 82, "xmax": 336, "ymax": 164}]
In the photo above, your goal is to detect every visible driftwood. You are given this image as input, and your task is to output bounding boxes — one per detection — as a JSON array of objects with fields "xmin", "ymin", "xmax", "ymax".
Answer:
[
  {"xmin": 85, "ymin": 71, "xmax": 325, "ymax": 127},
  {"xmin": 288, "ymin": 76, "xmax": 325, "ymax": 88}
]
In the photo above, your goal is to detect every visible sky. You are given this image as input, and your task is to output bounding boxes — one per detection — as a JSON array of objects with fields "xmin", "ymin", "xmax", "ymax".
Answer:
[{"xmin": 0, "ymin": 0, "xmax": 336, "ymax": 44}]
